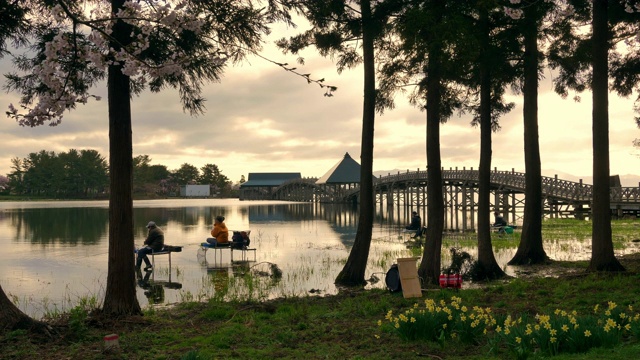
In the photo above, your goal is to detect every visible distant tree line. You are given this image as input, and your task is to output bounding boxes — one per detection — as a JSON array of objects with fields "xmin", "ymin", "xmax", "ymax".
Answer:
[{"xmin": 5, "ymin": 150, "xmax": 235, "ymax": 199}]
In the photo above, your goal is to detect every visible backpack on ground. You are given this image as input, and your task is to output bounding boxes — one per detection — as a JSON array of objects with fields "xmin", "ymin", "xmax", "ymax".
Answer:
[{"xmin": 385, "ymin": 264, "xmax": 402, "ymax": 292}]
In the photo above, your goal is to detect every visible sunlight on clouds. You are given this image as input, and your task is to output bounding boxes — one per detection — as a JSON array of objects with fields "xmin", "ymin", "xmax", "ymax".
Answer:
[
  {"xmin": 235, "ymin": 118, "xmax": 285, "ymax": 138},
  {"xmin": 136, "ymin": 134, "xmax": 177, "ymax": 148}
]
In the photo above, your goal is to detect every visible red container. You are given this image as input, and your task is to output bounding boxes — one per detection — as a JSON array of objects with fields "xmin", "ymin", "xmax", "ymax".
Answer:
[
  {"xmin": 439, "ymin": 274, "xmax": 448, "ymax": 288},
  {"xmin": 439, "ymin": 274, "xmax": 462, "ymax": 289},
  {"xmin": 448, "ymin": 274, "xmax": 462, "ymax": 289}
]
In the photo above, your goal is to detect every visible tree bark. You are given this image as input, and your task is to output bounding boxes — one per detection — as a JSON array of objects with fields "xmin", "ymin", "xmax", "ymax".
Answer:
[
  {"xmin": 588, "ymin": 0, "xmax": 624, "ymax": 272},
  {"xmin": 508, "ymin": 5, "xmax": 548, "ymax": 266},
  {"xmin": 101, "ymin": 0, "xmax": 142, "ymax": 315},
  {"xmin": 475, "ymin": 8, "xmax": 505, "ymax": 280},
  {"xmin": 418, "ymin": 0, "xmax": 445, "ymax": 286},
  {"xmin": 335, "ymin": 0, "xmax": 375, "ymax": 286},
  {"xmin": 0, "ymin": 285, "xmax": 53, "ymax": 335}
]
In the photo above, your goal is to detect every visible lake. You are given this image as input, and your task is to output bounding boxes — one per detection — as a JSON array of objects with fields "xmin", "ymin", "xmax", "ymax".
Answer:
[{"xmin": 1, "ymin": 199, "xmax": 638, "ymax": 319}]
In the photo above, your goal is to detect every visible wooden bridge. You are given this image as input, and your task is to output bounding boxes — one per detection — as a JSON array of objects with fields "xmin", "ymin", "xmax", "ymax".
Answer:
[{"xmin": 268, "ymin": 168, "xmax": 640, "ymax": 230}]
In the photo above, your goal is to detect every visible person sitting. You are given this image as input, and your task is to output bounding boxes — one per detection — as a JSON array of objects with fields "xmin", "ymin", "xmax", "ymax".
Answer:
[
  {"xmin": 406, "ymin": 211, "xmax": 421, "ymax": 231},
  {"xmin": 206, "ymin": 215, "xmax": 229, "ymax": 247},
  {"xmin": 492, "ymin": 212, "xmax": 508, "ymax": 234},
  {"xmin": 405, "ymin": 211, "xmax": 424, "ymax": 237},
  {"xmin": 136, "ymin": 221, "xmax": 164, "ymax": 271}
]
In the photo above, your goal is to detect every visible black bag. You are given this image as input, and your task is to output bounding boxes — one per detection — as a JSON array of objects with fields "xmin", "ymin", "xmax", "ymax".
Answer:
[
  {"xmin": 385, "ymin": 264, "xmax": 402, "ymax": 292},
  {"xmin": 163, "ymin": 245, "xmax": 182, "ymax": 252},
  {"xmin": 231, "ymin": 231, "xmax": 250, "ymax": 249}
]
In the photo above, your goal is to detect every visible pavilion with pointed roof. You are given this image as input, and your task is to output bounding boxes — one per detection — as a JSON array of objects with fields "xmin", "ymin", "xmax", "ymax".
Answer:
[
  {"xmin": 315, "ymin": 152, "xmax": 364, "ymax": 202},
  {"xmin": 316, "ymin": 152, "xmax": 362, "ymax": 185}
]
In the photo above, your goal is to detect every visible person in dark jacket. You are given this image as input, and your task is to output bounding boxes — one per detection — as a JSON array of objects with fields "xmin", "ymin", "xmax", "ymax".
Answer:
[
  {"xmin": 406, "ymin": 211, "xmax": 421, "ymax": 230},
  {"xmin": 493, "ymin": 212, "xmax": 508, "ymax": 234},
  {"xmin": 136, "ymin": 221, "xmax": 164, "ymax": 271},
  {"xmin": 493, "ymin": 212, "xmax": 507, "ymax": 227}
]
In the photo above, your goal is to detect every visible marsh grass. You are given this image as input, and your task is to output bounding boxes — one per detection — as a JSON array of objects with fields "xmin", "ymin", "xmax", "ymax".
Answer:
[{"xmin": 4, "ymin": 265, "xmax": 640, "ymax": 359}]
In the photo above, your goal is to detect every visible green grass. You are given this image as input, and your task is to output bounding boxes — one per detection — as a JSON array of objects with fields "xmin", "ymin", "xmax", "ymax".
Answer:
[
  {"xmin": 3, "ymin": 263, "xmax": 640, "ymax": 359},
  {"xmin": 3, "ymin": 217, "xmax": 640, "ymax": 359}
]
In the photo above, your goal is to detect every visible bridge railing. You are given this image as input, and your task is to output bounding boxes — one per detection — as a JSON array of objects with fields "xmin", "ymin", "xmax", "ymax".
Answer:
[{"xmin": 369, "ymin": 168, "xmax": 640, "ymax": 204}]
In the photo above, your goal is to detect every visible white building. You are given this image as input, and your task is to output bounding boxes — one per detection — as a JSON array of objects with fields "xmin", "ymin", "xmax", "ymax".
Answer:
[{"xmin": 180, "ymin": 184, "xmax": 210, "ymax": 197}]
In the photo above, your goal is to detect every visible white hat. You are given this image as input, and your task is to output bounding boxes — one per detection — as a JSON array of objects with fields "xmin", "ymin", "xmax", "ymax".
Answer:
[{"xmin": 146, "ymin": 221, "xmax": 156, "ymax": 228}]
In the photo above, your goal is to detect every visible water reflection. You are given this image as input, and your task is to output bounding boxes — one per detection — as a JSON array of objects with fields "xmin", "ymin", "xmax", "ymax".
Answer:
[
  {"xmin": 1, "ymin": 199, "xmax": 638, "ymax": 319},
  {"xmin": 7, "ymin": 207, "xmax": 108, "ymax": 245},
  {"xmin": 135, "ymin": 267, "xmax": 184, "ymax": 305}
]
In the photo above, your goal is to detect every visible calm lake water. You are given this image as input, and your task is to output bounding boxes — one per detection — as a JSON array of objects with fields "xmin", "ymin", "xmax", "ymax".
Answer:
[{"xmin": 1, "ymin": 199, "xmax": 638, "ymax": 319}]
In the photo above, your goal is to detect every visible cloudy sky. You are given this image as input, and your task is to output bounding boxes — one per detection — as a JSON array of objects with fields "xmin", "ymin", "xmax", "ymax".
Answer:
[{"xmin": 1, "ymin": 22, "xmax": 640, "ymax": 187}]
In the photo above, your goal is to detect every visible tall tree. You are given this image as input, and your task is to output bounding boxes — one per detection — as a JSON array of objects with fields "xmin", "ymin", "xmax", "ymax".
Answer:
[
  {"xmin": 7, "ymin": 157, "xmax": 25, "ymax": 195},
  {"xmin": 589, "ymin": 0, "xmax": 624, "ymax": 271},
  {"xmin": 381, "ymin": 0, "xmax": 514, "ymax": 283},
  {"xmin": 472, "ymin": 4, "xmax": 508, "ymax": 280},
  {"xmin": 378, "ymin": 0, "xmax": 474, "ymax": 284},
  {"xmin": 0, "ymin": 0, "xmax": 46, "ymax": 334},
  {"xmin": 5, "ymin": 0, "xmax": 293, "ymax": 316},
  {"xmin": 506, "ymin": 0, "xmax": 552, "ymax": 266},
  {"xmin": 173, "ymin": 163, "xmax": 200, "ymax": 186},
  {"xmin": 200, "ymin": 163, "xmax": 231, "ymax": 195},
  {"xmin": 548, "ymin": 0, "xmax": 640, "ymax": 271},
  {"xmin": 278, "ymin": 0, "xmax": 401, "ymax": 285},
  {"xmin": 133, "ymin": 155, "xmax": 170, "ymax": 196}
]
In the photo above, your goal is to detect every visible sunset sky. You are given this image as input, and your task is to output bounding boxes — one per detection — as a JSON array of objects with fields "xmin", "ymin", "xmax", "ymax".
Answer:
[{"xmin": 1, "ymin": 22, "xmax": 639, "ymax": 187}]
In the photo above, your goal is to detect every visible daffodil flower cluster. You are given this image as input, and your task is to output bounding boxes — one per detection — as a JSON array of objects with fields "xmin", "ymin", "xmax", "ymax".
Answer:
[{"xmin": 378, "ymin": 296, "xmax": 640, "ymax": 357}]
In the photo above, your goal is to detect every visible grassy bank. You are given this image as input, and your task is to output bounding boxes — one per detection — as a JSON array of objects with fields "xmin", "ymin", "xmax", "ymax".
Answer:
[{"xmin": 3, "ymin": 254, "xmax": 640, "ymax": 359}]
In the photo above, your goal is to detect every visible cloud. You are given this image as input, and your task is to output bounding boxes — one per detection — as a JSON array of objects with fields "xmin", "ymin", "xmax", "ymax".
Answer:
[{"xmin": 1, "ymin": 26, "xmax": 639, "ymax": 187}]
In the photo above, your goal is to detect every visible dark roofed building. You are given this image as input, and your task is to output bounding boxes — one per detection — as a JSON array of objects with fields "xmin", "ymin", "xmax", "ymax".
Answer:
[
  {"xmin": 239, "ymin": 172, "xmax": 301, "ymax": 200},
  {"xmin": 316, "ymin": 152, "xmax": 361, "ymax": 184},
  {"xmin": 316, "ymin": 153, "xmax": 368, "ymax": 202}
]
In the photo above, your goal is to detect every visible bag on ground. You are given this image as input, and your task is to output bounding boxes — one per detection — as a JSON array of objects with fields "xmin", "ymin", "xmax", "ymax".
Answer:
[{"xmin": 385, "ymin": 264, "xmax": 402, "ymax": 292}]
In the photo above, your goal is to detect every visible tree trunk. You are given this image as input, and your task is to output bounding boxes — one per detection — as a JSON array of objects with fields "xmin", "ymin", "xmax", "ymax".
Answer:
[
  {"xmin": 508, "ymin": 5, "xmax": 548, "ymax": 265},
  {"xmin": 418, "ymin": 1, "xmax": 445, "ymax": 286},
  {"xmin": 335, "ymin": 0, "xmax": 375, "ymax": 286},
  {"xmin": 475, "ymin": 8, "xmax": 505, "ymax": 280},
  {"xmin": 101, "ymin": 0, "xmax": 142, "ymax": 315},
  {"xmin": 588, "ymin": 0, "xmax": 624, "ymax": 272},
  {"xmin": 0, "ymin": 285, "xmax": 53, "ymax": 335}
]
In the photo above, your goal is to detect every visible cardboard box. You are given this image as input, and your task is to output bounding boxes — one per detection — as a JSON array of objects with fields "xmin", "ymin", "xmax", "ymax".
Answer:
[{"xmin": 396, "ymin": 257, "xmax": 422, "ymax": 298}]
